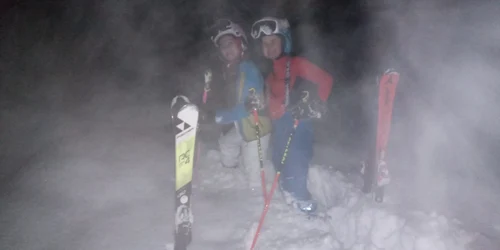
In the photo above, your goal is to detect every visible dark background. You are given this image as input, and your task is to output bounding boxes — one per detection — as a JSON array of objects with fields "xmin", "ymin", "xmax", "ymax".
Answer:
[
  {"xmin": 0, "ymin": 0, "xmax": 392, "ymax": 155},
  {"xmin": 1, "ymin": 0, "xmax": 499, "ymax": 170}
]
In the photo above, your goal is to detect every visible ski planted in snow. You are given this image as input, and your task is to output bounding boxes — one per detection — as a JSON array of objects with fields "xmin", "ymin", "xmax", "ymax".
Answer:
[
  {"xmin": 362, "ymin": 68, "xmax": 399, "ymax": 202},
  {"xmin": 171, "ymin": 95, "xmax": 199, "ymax": 250},
  {"xmin": 373, "ymin": 68, "xmax": 399, "ymax": 202}
]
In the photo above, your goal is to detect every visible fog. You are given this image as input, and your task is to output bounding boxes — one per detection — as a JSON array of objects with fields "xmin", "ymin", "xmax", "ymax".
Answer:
[
  {"xmin": 1, "ymin": 0, "xmax": 499, "ymax": 248},
  {"xmin": 378, "ymin": 2, "xmax": 500, "ymax": 244}
]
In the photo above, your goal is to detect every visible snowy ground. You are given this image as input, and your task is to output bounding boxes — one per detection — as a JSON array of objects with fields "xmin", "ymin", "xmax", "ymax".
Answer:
[{"xmin": 0, "ymin": 85, "xmax": 493, "ymax": 250}]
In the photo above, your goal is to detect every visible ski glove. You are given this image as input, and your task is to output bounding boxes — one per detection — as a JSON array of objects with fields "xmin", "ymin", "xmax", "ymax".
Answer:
[
  {"xmin": 244, "ymin": 88, "xmax": 265, "ymax": 112},
  {"xmin": 288, "ymin": 91, "xmax": 325, "ymax": 120},
  {"xmin": 215, "ymin": 115, "xmax": 223, "ymax": 123},
  {"xmin": 290, "ymin": 103, "xmax": 310, "ymax": 120},
  {"xmin": 200, "ymin": 109, "xmax": 216, "ymax": 124}
]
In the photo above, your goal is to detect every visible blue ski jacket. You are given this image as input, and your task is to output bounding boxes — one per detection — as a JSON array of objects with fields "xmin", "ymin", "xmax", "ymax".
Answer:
[{"xmin": 215, "ymin": 60, "xmax": 266, "ymax": 136}]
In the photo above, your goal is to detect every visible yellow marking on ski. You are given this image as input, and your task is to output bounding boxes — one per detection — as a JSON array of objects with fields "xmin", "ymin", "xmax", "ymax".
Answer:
[{"xmin": 175, "ymin": 130, "xmax": 196, "ymax": 190}]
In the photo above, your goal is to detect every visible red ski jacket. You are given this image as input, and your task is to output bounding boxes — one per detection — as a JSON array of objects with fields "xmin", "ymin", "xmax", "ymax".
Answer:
[{"xmin": 266, "ymin": 56, "xmax": 333, "ymax": 120}]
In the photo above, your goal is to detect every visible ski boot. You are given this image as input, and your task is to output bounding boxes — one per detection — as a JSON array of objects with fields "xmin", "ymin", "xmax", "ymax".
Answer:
[{"xmin": 295, "ymin": 200, "xmax": 318, "ymax": 214}]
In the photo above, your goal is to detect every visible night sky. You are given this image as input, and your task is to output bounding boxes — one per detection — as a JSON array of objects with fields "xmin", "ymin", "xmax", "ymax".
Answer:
[
  {"xmin": 1, "ymin": 0, "xmax": 384, "ymax": 84},
  {"xmin": 2, "ymin": 0, "xmax": 499, "ymax": 168},
  {"xmin": 4, "ymin": 0, "xmax": 495, "ymax": 157}
]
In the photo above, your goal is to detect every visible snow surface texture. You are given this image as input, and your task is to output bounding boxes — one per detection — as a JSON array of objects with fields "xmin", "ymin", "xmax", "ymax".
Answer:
[
  {"xmin": 164, "ymin": 146, "xmax": 477, "ymax": 250},
  {"xmin": 309, "ymin": 169, "xmax": 476, "ymax": 250}
]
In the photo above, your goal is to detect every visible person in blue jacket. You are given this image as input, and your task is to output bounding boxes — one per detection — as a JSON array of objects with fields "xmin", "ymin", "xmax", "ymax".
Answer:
[{"xmin": 208, "ymin": 19, "xmax": 273, "ymax": 189}]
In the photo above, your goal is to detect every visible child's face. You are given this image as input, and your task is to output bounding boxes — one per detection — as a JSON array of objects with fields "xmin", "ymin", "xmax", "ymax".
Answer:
[
  {"xmin": 262, "ymin": 35, "xmax": 282, "ymax": 59},
  {"xmin": 218, "ymin": 35, "xmax": 242, "ymax": 63}
]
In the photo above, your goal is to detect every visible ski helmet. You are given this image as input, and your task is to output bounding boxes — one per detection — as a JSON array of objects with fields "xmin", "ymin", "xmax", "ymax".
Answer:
[
  {"xmin": 251, "ymin": 17, "xmax": 292, "ymax": 54},
  {"xmin": 209, "ymin": 19, "xmax": 248, "ymax": 51}
]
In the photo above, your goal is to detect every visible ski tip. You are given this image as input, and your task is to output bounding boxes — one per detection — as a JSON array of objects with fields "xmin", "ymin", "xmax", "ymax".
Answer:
[
  {"xmin": 171, "ymin": 95, "xmax": 190, "ymax": 109},
  {"xmin": 179, "ymin": 103, "xmax": 199, "ymax": 114},
  {"xmin": 377, "ymin": 69, "xmax": 399, "ymax": 84},
  {"xmin": 374, "ymin": 186, "xmax": 385, "ymax": 203}
]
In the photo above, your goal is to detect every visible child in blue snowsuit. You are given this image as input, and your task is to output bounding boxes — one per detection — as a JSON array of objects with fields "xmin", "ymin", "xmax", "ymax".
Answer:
[{"xmin": 208, "ymin": 19, "xmax": 273, "ymax": 189}]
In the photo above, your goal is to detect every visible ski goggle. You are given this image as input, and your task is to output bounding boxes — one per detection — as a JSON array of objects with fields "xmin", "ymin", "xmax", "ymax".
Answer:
[{"xmin": 251, "ymin": 18, "xmax": 280, "ymax": 39}]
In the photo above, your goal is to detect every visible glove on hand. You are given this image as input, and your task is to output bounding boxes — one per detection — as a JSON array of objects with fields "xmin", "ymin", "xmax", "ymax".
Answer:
[
  {"xmin": 244, "ymin": 89, "xmax": 265, "ymax": 112},
  {"xmin": 288, "ymin": 91, "xmax": 325, "ymax": 120},
  {"xmin": 199, "ymin": 109, "xmax": 216, "ymax": 124}
]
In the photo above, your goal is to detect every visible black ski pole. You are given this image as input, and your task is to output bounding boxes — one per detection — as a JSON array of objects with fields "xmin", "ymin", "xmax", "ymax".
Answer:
[{"xmin": 252, "ymin": 109, "xmax": 267, "ymax": 202}]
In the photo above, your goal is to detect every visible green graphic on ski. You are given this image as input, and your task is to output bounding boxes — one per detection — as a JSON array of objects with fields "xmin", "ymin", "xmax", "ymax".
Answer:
[{"xmin": 170, "ymin": 95, "xmax": 199, "ymax": 250}]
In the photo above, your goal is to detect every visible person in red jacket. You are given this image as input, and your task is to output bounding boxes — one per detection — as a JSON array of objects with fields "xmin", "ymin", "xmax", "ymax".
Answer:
[{"xmin": 251, "ymin": 17, "xmax": 333, "ymax": 214}]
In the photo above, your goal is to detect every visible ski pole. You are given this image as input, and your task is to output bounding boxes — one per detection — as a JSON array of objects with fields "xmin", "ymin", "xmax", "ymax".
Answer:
[
  {"xmin": 202, "ymin": 70, "xmax": 211, "ymax": 104},
  {"xmin": 197, "ymin": 70, "xmax": 212, "ymax": 160},
  {"xmin": 252, "ymin": 109, "xmax": 267, "ymax": 202},
  {"xmin": 250, "ymin": 119, "xmax": 299, "ymax": 250}
]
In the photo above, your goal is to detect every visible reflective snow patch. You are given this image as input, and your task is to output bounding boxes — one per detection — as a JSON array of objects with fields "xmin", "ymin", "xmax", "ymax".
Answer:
[{"xmin": 307, "ymin": 165, "xmax": 476, "ymax": 250}]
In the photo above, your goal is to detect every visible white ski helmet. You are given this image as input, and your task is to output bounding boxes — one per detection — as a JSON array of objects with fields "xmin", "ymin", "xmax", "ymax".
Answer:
[
  {"xmin": 210, "ymin": 19, "xmax": 248, "ymax": 50},
  {"xmin": 251, "ymin": 17, "xmax": 292, "ymax": 54}
]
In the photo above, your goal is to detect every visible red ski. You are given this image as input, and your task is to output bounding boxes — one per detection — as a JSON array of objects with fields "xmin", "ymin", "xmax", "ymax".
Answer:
[{"xmin": 373, "ymin": 68, "xmax": 399, "ymax": 202}]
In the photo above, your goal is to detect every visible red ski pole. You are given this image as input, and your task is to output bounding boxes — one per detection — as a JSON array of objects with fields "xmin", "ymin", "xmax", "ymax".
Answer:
[{"xmin": 250, "ymin": 119, "xmax": 299, "ymax": 250}]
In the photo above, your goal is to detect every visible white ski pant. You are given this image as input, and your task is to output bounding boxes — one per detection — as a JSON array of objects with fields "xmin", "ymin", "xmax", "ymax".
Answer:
[{"xmin": 218, "ymin": 125, "xmax": 271, "ymax": 188}]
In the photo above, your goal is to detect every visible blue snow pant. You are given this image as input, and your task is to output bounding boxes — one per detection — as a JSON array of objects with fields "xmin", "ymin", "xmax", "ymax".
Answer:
[{"xmin": 271, "ymin": 112, "xmax": 314, "ymax": 201}]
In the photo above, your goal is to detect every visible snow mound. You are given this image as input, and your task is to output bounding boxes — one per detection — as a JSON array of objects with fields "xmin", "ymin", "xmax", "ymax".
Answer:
[
  {"xmin": 187, "ymin": 154, "xmax": 476, "ymax": 250},
  {"xmin": 308, "ymin": 165, "xmax": 477, "ymax": 250}
]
